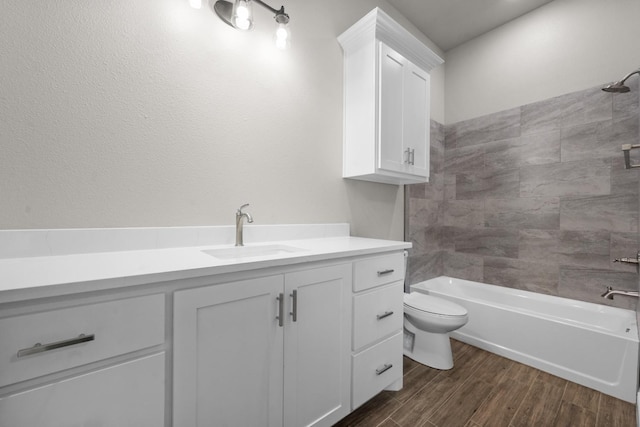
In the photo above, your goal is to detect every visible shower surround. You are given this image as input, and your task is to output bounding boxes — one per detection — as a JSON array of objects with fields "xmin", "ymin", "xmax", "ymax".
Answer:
[{"xmin": 406, "ymin": 80, "xmax": 640, "ymax": 310}]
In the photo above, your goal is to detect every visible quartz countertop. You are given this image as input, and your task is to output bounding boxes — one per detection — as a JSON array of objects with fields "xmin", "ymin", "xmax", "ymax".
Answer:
[{"xmin": 0, "ymin": 235, "xmax": 410, "ymax": 303}]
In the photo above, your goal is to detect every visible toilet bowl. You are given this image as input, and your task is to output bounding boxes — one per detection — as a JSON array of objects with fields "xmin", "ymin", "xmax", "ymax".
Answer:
[{"xmin": 403, "ymin": 292, "xmax": 468, "ymax": 370}]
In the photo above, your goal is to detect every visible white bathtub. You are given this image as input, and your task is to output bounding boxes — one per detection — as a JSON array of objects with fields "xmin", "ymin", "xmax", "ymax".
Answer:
[{"xmin": 410, "ymin": 276, "xmax": 639, "ymax": 403}]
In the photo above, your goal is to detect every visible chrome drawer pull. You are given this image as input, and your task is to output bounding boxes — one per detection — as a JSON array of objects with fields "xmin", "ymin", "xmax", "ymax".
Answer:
[
  {"xmin": 376, "ymin": 311, "xmax": 394, "ymax": 320},
  {"xmin": 375, "ymin": 363, "xmax": 393, "ymax": 376},
  {"xmin": 377, "ymin": 269, "xmax": 394, "ymax": 276},
  {"xmin": 17, "ymin": 333, "xmax": 95, "ymax": 358}
]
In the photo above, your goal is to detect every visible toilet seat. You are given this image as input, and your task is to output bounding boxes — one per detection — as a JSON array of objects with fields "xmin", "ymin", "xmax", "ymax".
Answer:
[{"xmin": 404, "ymin": 292, "xmax": 467, "ymax": 317}]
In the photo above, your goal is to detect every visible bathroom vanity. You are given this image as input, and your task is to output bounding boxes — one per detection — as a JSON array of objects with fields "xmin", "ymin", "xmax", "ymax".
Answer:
[{"xmin": 0, "ymin": 224, "xmax": 409, "ymax": 427}]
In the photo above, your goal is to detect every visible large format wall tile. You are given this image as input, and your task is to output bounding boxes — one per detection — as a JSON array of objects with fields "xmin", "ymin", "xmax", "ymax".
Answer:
[
  {"xmin": 519, "ymin": 160, "xmax": 610, "ymax": 198},
  {"xmin": 406, "ymin": 83, "xmax": 639, "ymax": 310},
  {"xmin": 560, "ymin": 194, "xmax": 638, "ymax": 233},
  {"xmin": 454, "ymin": 107, "xmax": 521, "ymax": 148},
  {"xmin": 559, "ymin": 267, "xmax": 637, "ymax": 309},
  {"xmin": 519, "ymin": 130, "xmax": 561, "ymax": 166},
  {"xmin": 454, "ymin": 228, "xmax": 519, "ymax": 258},
  {"xmin": 483, "ymin": 256, "xmax": 559, "ymax": 295},
  {"xmin": 484, "ymin": 198, "xmax": 559, "ymax": 229},
  {"xmin": 457, "ymin": 168, "xmax": 520, "ymax": 200}
]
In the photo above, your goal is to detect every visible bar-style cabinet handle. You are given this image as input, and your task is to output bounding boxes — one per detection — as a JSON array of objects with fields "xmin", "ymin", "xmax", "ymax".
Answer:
[
  {"xmin": 375, "ymin": 363, "xmax": 393, "ymax": 376},
  {"xmin": 17, "ymin": 333, "xmax": 95, "ymax": 358},
  {"xmin": 376, "ymin": 311, "xmax": 394, "ymax": 320},
  {"xmin": 290, "ymin": 290, "xmax": 298, "ymax": 322},
  {"xmin": 377, "ymin": 269, "xmax": 395, "ymax": 276},
  {"xmin": 277, "ymin": 293, "xmax": 284, "ymax": 327}
]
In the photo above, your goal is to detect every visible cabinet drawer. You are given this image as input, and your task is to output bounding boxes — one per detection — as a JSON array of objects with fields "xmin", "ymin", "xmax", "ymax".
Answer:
[
  {"xmin": 353, "ymin": 282, "xmax": 403, "ymax": 351},
  {"xmin": 0, "ymin": 353, "xmax": 165, "ymax": 427},
  {"xmin": 0, "ymin": 294, "xmax": 165, "ymax": 387},
  {"xmin": 353, "ymin": 252, "xmax": 405, "ymax": 292},
  {"xmin": 352, "ymin": 332, "xmax": 403, "ymax": 409}
]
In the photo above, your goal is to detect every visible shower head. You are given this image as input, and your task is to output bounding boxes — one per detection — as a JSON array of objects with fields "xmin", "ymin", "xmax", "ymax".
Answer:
[{"xmin": 602, "ymin": 69, "xmax": 640, "ymax": 93}]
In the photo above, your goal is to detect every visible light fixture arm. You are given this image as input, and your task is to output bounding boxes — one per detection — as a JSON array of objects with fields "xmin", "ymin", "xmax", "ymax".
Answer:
[
  {"xmin": 212, "ymin": 0, "xmax": 289, "ymax": 27},
  {"xmin": 253, "ymin": 0, "xmax": 286, "ymax": 18}
]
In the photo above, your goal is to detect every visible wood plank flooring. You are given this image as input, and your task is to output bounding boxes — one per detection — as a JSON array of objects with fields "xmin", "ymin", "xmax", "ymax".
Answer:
[{"xmin": 334, "ymin": 340, "xmax": 636, "ymax": 427}]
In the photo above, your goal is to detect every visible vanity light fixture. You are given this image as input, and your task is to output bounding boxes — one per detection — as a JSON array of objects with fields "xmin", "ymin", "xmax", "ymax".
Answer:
[{"xmin": 213, "ymin": 0, "xmax": 291, "ymax": 49}]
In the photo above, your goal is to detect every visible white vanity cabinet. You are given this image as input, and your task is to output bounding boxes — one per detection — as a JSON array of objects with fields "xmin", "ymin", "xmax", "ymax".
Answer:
[
  {"xmin": 338, "ymin": 8, "xmax": 443, "ymax": 185},
  {"xmin": 173, "ymin": 263, "xmax": 352, "ymax": 427},
  {"xmin": 0, "ymin": 294, "xmax": 166, "ymax": 427},
  {"xmin": 351, "ymin": 252, "xmax": 405, "ymax": 409}
]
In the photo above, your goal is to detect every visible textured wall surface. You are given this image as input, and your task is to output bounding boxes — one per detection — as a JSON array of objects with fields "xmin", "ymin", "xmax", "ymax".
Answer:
[
  {"xmin": 407, "ymin": 80, "xmax": 640, "ymax": 309},
  {"xmin": 444, "ymin": 0, "xmax": 640, "ymax": 124},
  {"xmin": 0, "ymin": 0, "xmax": 444, "ymax": 239}
]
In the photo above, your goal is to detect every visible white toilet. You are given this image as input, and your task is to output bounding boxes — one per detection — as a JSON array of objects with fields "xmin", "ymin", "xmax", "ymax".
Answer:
[{"xmin": 403, "ymin": 292, "xmax": 469, "ymax": 370}]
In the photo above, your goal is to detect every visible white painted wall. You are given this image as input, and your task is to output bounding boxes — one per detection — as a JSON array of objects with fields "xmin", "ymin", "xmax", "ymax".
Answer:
[
  {"xmin": 445, "ymin": 0, "xmax": 640, "ymax": 124},
  {"xmin": 0, "ymin": 0, "xmax": 444, "ymax": 239}
]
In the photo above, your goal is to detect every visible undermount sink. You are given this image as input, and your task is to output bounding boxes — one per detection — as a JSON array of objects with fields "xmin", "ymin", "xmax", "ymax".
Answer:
[{"xmin": 202, "ymin": 244, "xmax": 305, "ymax": 260}]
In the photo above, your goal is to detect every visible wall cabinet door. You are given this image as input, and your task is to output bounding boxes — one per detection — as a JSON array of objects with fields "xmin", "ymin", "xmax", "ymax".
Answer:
[
  {"xmin": 173, "ymin": 275, "xmax": 285, "ymax": 427},
  {"xmin": 284, "ymin": 264, "xmax": 352, "ymax": 427},
  {"xmin": 378, "ymin": 43, "xmax": 430, "ymax": 179}
]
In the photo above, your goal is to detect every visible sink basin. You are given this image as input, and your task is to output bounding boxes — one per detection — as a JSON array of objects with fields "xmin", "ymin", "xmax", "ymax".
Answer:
[{"xmin": 202, "ymin": 244, "xmax": 305, "ymax": 260}]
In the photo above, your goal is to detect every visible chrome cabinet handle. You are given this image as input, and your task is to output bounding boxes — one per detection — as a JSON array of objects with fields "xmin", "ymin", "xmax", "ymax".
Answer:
[
  {"xmin": 290, "ymin": 290, "xmax": 297, "ymax": 322},
  {"xmin": 375, "ymin": 363, "xmax": 393, "ymax": 375},
  {"xmin": 376, "ymin": 311, "xmax": 394, "ymax": 320},
  {"xmin": 17, "ymin": 333, "xmax": 95, "ymax": 358},
  {"xmin": 377, "ymin": 269, "xmax": 394, "ymax": 276},
  {"xmin": 277, "ymin": 293, "xmax": 284, "ymax": 327}
]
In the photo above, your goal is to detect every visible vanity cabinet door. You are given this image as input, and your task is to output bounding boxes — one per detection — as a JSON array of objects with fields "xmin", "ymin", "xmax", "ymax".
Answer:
[
  {"xmin": 173, "ymin": 275, "xmax": 285, "ymax": 427},
  {"xmin": 283, "ymin": 264, "xmax": 352, "ymax": 427}
]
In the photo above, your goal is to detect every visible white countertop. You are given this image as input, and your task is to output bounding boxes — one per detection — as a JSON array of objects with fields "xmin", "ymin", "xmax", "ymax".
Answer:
[{"xmin": 0, "ymin": 236, "xmax": 410, "ymax": 303}]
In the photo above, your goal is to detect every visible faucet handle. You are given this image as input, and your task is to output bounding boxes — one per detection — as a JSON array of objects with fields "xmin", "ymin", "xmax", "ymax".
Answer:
[{"xmin": 237, "ymin": 203, "xmax": 250, "ymax": 213}]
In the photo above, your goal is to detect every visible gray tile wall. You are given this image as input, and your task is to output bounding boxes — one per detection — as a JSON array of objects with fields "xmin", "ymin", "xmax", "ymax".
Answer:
[{"xmin": 406, "ymin": 80, "xmax": 640, "ymax": 310}]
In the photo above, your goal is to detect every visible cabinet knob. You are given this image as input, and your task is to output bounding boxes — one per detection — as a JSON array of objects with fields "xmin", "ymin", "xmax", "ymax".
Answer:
[{"xmin": 377, "ymin": 269, "xmax": 395, "ymax": 276}]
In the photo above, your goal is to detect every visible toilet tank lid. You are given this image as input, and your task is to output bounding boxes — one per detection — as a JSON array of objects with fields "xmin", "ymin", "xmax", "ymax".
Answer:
[{"xmin": 404, "ymin": 292, "xmax": 468, "ymax": 316}]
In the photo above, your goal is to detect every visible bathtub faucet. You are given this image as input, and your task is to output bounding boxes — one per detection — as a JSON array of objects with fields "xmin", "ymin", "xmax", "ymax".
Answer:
[
  {"xmin": 601, "ymin": 286, "xmax": 640, "ymax": 300},
  {"xmin": 612, "ymin": 251, "xmax": 640, "ymax": 264}
]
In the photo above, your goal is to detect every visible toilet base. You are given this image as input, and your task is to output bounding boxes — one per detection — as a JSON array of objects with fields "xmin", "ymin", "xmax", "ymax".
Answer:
[{"xmin": 403, "ymin": 326, "xmax": 454, "ymax": 370}]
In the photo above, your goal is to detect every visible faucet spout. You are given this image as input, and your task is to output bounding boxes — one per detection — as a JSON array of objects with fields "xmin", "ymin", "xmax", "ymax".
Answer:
[
  {"xmin": 235, "ymin": 204, "xmax": 254, "ymax": 247},
  {"xmin": 601, "ymin": 286, "xmax": 639, "ymax": 300}
]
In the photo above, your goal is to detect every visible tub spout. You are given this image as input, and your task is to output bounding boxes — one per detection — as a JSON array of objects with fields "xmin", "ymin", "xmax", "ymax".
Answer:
[{"xmin": 601, "ymin": 286, "xmax": 640, "ymax": 300}]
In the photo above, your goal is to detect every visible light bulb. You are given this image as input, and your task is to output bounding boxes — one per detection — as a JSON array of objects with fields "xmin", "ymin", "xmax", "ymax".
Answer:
[
  {"xmin": 274, "ymin": 22, "xmax": 290, "ymax": 50},
  {"xmin": 232, "ymin": 0, "xmax": 253, "ymax": 31},
  {"xmin": 189, "ymin": 0, "xmax": 201, "ymax": 9}
]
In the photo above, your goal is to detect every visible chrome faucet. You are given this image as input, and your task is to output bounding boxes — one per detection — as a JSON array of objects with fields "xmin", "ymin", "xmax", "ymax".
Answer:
[
  {"xmin": 613, "ymin": 251, "xmax": 640, "ymax": 264},
  {"xmin": 235, "ymin": 204, "xmax": 253, "ymax": 246},
  {"xmin": 601, "ymin": 286, "xmax": 640, "ymax": 300}
]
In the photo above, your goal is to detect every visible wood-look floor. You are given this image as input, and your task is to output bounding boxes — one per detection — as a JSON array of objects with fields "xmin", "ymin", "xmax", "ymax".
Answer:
[{"xmin": 334, "ymin": 340, "xmax": 636, "ymax": 427}]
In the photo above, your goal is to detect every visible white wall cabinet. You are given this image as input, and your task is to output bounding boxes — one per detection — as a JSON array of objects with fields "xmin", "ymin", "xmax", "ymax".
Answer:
[
  {"xmin": 338, "ymin": 8, "xmax": 443, "ymax": 185},
  {"xmin": 173, "ymin": 263, "xmax": 352, "ymax": 427}
]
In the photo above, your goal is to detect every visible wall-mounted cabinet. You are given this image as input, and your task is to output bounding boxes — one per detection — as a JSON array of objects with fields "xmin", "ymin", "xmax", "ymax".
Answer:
[{"xmin": 338, "ymin": 8, "xmax": 444, "ymax": 185}]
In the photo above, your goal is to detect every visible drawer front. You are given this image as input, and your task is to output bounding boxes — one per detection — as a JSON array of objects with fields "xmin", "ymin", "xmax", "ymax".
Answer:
[
  {"xmin": 0, "ymin": 353, "xmax": 165, "ymax": 427},
  {"xmin": 353, "ymin": 252, "xmax": 405, "ymax": 292},
  {"xmin": 353, "ymin": 282, "xmax": 403, "ymax": 351},
  {"xmin": 0, "ymin": 294, "xmax": 165, "ymax": 387},
  {"xmin": 352, "ymin": 332, "xmax": 403, "ymax": 409}
]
